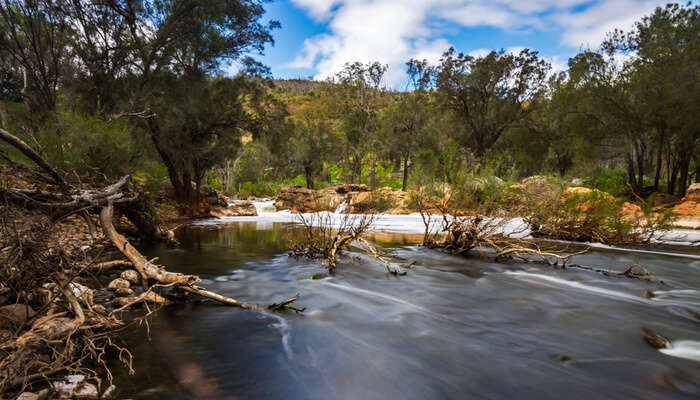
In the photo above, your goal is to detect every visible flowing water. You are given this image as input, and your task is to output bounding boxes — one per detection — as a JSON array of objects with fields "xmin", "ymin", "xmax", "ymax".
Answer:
[{"xmin": 115, "ymin": 217, "xmax": 700, "ymax": 399}]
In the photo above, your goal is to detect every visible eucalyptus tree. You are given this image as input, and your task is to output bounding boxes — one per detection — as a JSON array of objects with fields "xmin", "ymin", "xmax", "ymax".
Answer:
[
  {"xmin": 380, "ymin": 59, "xmax": 434, "ymax": 191},
  {"xmin": 332, "ymin": 61, "xmax": 388, "ymax": 183},
  {"xmin": 602, "ymin": 2, "xmax": 699, "ymax": 196},
  {"xmin": 435, "ymin": 47, "xmax": 550, "ymax": 162}
]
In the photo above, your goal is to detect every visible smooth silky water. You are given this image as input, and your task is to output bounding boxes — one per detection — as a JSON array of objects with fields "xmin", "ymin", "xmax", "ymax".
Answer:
[{"xmin": 113, "ymin": 220, "xmax": 700, "ymax": 399}]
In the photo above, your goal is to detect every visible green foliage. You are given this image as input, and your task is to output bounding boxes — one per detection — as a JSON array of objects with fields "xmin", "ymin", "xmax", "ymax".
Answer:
[
  {"xmin": 584, "ymin": 168, "xmax": 629, "ymax": 198},
  {"xmin": 40, "ymin": 111, "xmax": 143, "ymax": 179},
  {"xmin": 526, "ymin": 189, "xmax": 674, "ymax": 244}
]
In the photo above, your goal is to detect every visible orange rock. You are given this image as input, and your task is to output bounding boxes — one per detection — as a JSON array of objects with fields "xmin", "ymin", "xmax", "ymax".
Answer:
[
  {"xmin": 683, "ymin": 183, "xmax": 700, "ymax": 202},
  {"xmin": 621, "ymin": 202, "xmax": 643, "ymax": 219}
]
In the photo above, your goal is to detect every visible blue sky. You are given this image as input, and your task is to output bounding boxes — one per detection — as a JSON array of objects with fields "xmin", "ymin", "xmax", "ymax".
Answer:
[{"xmin": 251, "ymin": 0, "xmax": 676, "ymax": 87}]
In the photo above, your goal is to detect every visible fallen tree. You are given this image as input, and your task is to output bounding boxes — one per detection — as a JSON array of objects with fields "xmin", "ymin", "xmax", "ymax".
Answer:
[{"xmin": 0, "ymin": 128, "xmax": 303, "ymax": 398}]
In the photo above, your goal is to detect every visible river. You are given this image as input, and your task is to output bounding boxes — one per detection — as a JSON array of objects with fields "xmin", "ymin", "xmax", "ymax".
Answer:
[{"xmin": 114, "ymin": 214, "xmax": 700, "ymax": 399}]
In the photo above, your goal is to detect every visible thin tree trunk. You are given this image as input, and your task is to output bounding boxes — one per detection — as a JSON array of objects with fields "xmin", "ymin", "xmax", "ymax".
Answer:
[
  {"xmin": 305, "ymin": 165, "xmax": 314, "ymax": 189},
  {"xmin": 402, "ymin": 154, "xmax": 409, "ymax": 192},
  {"xmin": 653, "ymin": 132, "xmax": 663, "ymax": 190}
]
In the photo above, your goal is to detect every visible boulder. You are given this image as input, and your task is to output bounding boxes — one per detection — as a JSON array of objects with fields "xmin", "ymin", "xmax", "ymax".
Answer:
[
  {"xmin": 683, "ymin": 182, "xmax": 700, "ymax": 202},
  {"xmin": 672, "ymin": 199, "xmax": 700, "ymax": 229},
  {"xmin": 210, "ymin": 201, "xmax": 257, "ymax": 217},
  {"xmin": 0, "ymin": 304, "xmax": 35, "ymax": 326},
  {"xmin": 274, "ymin": 186, "xmax": 329, "ymax": 213},
  {"xmin": 107, "ymin": 278, "xmax": 130, "ymax": 291}
]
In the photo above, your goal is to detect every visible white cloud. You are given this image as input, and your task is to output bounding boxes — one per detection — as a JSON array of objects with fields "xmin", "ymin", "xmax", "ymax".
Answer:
[{"xmin": 287, "ymin": 0, "xmax": 666, "ymax": 86}]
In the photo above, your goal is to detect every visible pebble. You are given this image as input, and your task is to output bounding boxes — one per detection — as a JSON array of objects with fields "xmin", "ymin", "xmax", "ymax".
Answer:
[
  {"xmin": 115, "ymin": 287, "xmax": 134, "ymax": 297},
  {"xmin": 107, "ymin": 278, "xmax": 130, "ymax": 291},
  {"xmin": 120, "ymin": 270, "xmax": 140, "ymax": 285}
]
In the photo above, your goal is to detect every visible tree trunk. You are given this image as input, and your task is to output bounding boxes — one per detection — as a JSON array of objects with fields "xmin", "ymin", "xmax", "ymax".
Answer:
[
  {"xmin": 678, "ymin": 156, "xmax": 690, "ymax": 198},
  {"xmin": 626, "ymin": 153, "xmax": 638, "ymax": 192},
  {"xmin": 653, "ymin": 131, "xmax": 664, "ymax": 190},
  {"xmin": 669, "ymin": 162, "xmax": 680, "ymax": 196},
  {"xmin": 304, "ymin": 165, "xmax": 314, "ymax": 189},
  {"xmin": 402, "ymin": 154, "xmax": 409, "ymax": 192},
  {"xmin": 635, "ymin": 140, "xmax": 645, "ymax": 189}
]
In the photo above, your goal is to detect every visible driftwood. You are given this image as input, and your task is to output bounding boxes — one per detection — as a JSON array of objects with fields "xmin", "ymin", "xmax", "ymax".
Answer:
[{"xmin": 100, "ymin": 203, "xmax": 303, "ymax": 312}]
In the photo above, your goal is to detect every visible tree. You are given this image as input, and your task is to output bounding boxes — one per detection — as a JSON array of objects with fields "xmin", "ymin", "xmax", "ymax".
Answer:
[
  {"xmin": 436, "ymin": 47, "xmax": 550, "ymax": 161},
  {"xmin": 332, "ymin": 61, "xmax": 388, "ymax": 183},
  {"xmin": 380, "ymin": 59, "xmax": 433, "ymax": 191}
]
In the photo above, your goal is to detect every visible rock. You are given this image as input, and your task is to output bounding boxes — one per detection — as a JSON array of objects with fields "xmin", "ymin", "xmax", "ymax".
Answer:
[
  {"xmin": 683, "ymin": 182, "xmax": 700, "ymax": 202},
  {"xmin": 107, "ymin": 278, "xmax": 130, "ymax": 291},
  {"xmin": 642, "ymin": 328, "xmax": 670, "ymax": 349},
  {"xmin": 621, "ymin": 202, "xmax": 643, "ymax": 220},
  {"xmin": 69, "ymin": 282, "xmax": 93, "ymax": 306},
  {"xmin": 92, "ymin": 304, "xmax": 107, "ymax": 315},
  {"xmin": 310, "ymin": 273, "xmax": 329, "ymax": 280},
  {"xmin": 52, "ymin": 375, "xmax": 99, "ymax": 399},
  {"xmin": 210, "ymin": 201, "xmax": 257, "ymax": 217},
  {"xmin": 0, "ymin": 304, "xmax": 35, "ymax": 326},
  {"xmin": 120, "ymin": 269, "xmax": 140, "ymax": 284},
  {"xmin": 652, "ymin": 192, "xmax": 681, "ymax": 208},
  {"xmin": 563, "ymin": 186, "xmax": 592, "ymax": 195},
  {"xmin": 552, "ymin": 354, "xmax": 573, "ymax": 362},
  {"xmin": 672, "ymin": 199, "xmax": 700, "ymax": 229},
  {"xmin": 274, "ymin": 186, "xmax": 322, "ymax": 213},
  {"xmin": 331, "ymin": 183, "xmax": 370, "ymax": 194},
  {"xmin": 115, "ymin": 287, "xmax": 134, "ymax": 297},
  {"xmin": 571, "ymin": 178, "xmax": 583, "ymax": 185},
  {"xmin": 16, "ymin": 392, "xmax": 39, "ymax": 400}
]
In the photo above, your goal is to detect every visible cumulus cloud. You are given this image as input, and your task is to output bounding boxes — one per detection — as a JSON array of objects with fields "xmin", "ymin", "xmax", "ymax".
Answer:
[{"xmin": 287, "ymin": 0, "xmax": 665, "ymax": 86}]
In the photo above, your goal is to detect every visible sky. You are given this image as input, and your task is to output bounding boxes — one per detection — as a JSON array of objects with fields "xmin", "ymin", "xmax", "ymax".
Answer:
[{"xmin": 251, "ymin": 0, "xmax": 676, "ymax": 88}]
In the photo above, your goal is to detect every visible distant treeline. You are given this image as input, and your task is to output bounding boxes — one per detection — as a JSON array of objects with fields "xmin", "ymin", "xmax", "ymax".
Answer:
[{"xmin": 0, "ymin": 1, "xmax": 697, "ymax": 215}]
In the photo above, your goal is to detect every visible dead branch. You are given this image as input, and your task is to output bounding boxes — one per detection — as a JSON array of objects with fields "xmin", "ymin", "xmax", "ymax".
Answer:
[
  {"xmin": 291, "ymin": 213, "xmax": 376, "ymax": 269},
  {"xmin": 0, "ymin": 127, "xmax": 66, "ymax": 188},
  {"xmin": 358, "ymin": 238, "xmax": 407, "ymax": 275}
]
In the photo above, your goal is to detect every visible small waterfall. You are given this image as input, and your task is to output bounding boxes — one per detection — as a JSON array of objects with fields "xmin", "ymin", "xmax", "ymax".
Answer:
[
  {"xmin": 251, "ymin": 198, "xmax": 277, "ymax": 214},
  {"xmin": 334, "ymin": 200, "xmax": 348, "ymax": 214}
]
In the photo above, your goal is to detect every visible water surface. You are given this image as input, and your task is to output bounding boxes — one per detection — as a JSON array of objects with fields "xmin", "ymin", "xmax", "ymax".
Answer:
[{"xmin": 116, "ymin": 220, "xmax": 700, "ymax": 399}]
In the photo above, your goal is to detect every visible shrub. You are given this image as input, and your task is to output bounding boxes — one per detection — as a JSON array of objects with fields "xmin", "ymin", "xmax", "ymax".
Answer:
[
  {"xmin": 525, "ymin": 189, "xmax": 674, "ymax": 244},
  {"xmin": 584, "ymin": 168, "xmax": 628, "ymax": 198}
]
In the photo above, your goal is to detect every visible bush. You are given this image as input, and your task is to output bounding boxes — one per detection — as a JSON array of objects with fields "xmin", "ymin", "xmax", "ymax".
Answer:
[
  {"xmin": 584, "ymin": 168, "xmax": 628, "ymax": 198},
  {"xmin": 525, "ymin": 189, "xmax": 674, "ymax": 244},
  {"xmin": 40, "ymin": 111, "xmax": 146, "ymax": 179}
]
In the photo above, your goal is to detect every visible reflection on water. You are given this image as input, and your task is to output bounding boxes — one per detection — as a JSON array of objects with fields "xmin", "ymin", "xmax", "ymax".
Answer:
[{"xmin": 115, "ymin": 222, "xmax": 700, "ymax": 399}]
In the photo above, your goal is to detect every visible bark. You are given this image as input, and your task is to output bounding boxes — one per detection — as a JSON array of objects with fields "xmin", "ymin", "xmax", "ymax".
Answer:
[{"xmin": 100, "ymin": 204, "xmax": 196, "ymax": 286}]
